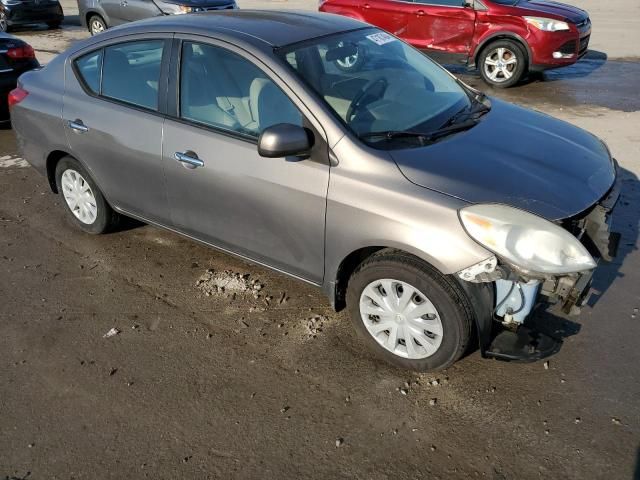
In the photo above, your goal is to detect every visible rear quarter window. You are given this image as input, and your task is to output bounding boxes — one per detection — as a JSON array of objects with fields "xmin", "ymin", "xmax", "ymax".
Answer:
[{"xmin": 74, "ymin": 50, "xmax": 103, "ymax": 94}]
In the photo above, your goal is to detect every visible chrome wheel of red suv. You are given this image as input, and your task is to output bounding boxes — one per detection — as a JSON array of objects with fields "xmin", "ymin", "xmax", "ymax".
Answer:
[{"xmin": 479, "ymin": 40, "xmax": 527, "ymax": 89}]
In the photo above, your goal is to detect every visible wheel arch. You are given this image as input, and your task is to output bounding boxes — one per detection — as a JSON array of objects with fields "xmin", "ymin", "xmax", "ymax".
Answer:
[
  {"xmin": 329, "ymin": 242, "xmax": 464, "ymax": 312},
  {"xmin": 46, "ymin": 149, "xmax": 70, "ymax": 193},
  {"xmin": 473, "ymin": 32, "xmax": 531, "ymax": 69},
  {"xmin": 46, "ymin": 150, "xmax": 110, "ymax": 204},
  {"xmin": 329, "ymin": 245, "xmax": 495, "ymax": 356}
]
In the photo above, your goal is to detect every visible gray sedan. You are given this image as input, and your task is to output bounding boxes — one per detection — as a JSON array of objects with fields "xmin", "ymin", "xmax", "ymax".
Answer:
[
  {"xmin": 78, "ymin": 0, "xmax": 236, "ymax": 35},
  {"xmin": 9, "ymin": 11, "xmax": 620, "ymax": 371}
]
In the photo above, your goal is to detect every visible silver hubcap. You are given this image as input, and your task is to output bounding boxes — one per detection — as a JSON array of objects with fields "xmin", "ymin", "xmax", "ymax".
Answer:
[
  {"xmin": 0, "ymin": 13, "xmax": 7, "ymax": 31},
  {"xmin": 484, "ymin": 47, "xmax": 518, "ymax": 83},
  {"xmin": 359, "ymin": 279, "xmax": 444, "ymax": 360},
  {"xmin": 91, "ymin": 19, "xmax": 104, "ymax": 34},
  {"xmin": 61, "ymin": 169, "xmax": 98, "ymax": 225}
]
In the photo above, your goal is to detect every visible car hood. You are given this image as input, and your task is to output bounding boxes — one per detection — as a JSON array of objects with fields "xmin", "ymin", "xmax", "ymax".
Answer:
[
  {"xmin": 389, "ymin": 99, "xmax": 615, "ymax": 221},
  {"xmin": 515, "ymin": 0, "xmax": 588, "ymax": 23}
]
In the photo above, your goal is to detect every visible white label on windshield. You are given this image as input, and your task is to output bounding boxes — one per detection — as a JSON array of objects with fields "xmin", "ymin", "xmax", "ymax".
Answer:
[{"xmin": 366, "ymin": 32, "xmax": 396, "ymax": 46}]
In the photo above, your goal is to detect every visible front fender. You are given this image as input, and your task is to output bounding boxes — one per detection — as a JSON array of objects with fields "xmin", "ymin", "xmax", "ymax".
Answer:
[{"xmin": 323, "ymin": 137, "xmax": 492, "ymax": 305}]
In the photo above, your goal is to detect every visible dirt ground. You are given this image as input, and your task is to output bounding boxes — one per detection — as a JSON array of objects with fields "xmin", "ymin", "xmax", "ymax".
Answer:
[{"xmin": 1, "ymin": 1, "xmax": 640, "ymax": 479}]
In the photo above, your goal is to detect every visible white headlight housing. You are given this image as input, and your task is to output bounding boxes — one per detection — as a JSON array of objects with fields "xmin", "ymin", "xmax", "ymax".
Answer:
[
  {"xmin": 459, "ymin": 204, "xmax": 596, "ymax": 275},
  {"xmin": 525, "ymin": 16, "xmax": 570, "ymax": 32}
]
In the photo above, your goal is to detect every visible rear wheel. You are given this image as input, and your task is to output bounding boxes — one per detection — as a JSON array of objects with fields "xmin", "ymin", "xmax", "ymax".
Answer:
[
  {"xmin": 346, "ymin": 250, "xmax": 473, "ymax": 371},
  {"xmin": 88, "ymin": 14, "xmax": 106, "ymax": 35},
  {"xmin": 478, "ymin": 40, "xmax": 527, "ymax": 88},
  {"xmin": 54, "ymin": 156, "xmax": 120, "ymax": 234}
]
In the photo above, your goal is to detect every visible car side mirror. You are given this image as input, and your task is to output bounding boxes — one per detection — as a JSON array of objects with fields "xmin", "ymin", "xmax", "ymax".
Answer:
[{"xmin": 258, "ymin": 123, "xmax": 313, "ymax": 159}]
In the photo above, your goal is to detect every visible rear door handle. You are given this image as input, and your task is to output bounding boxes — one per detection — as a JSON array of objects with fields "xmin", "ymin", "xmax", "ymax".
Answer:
[
  {"xmin": 417, "ymin": 9, "xmax": 425, "ymax": 16},
  {"xmin": 68, "ymin": 119, "xmax": 89, "ymax": 133},
  {"xmin": 363, "ymin": 3, "xmax": 370, "ymax": 8},
  {"xmin": 174, "ymin": 151, "xmax": 204, "ymax": 169}
]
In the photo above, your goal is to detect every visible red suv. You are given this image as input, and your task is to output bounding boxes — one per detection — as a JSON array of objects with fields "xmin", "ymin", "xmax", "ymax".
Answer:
[{"xmin": 319, "ymin": 0, "xmax": 591, "ymax": 87}]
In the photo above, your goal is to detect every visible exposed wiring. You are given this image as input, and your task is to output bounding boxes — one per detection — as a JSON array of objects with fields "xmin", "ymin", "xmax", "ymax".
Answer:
[
  {"xmin": 511, "ymin": 283, "xmax": 527, "ymax": 315},
  {"xmin": 493, "ymin": 282, "xmax": 515, "ymax": 317},
  {"xmin": 493, "ymin": 282, "xmax": 527, "ymax": 317}
]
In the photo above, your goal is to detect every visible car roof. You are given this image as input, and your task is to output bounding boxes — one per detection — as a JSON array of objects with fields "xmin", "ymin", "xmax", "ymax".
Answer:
[{"xmin": 110, "ymin": 10, "xmax": 368, "ymax": 48}]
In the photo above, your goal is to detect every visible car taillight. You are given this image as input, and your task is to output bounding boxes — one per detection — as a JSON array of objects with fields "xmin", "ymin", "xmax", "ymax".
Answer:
[
  {"xmin": 8, "ymin": 87, "xmax": 29, "ymax": 109},
  {"xmin": 7, "ymin": 44, "xmax": 36, "ymax": 60}
]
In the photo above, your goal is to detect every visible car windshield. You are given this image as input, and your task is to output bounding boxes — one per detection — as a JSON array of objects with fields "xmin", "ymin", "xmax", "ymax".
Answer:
[{"xmin": 277, "ymin": 28, "xmax": 473, "ymax": 148}]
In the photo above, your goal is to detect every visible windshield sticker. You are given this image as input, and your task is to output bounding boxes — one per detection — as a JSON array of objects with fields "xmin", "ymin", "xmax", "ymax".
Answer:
[{"xmin": 366, "ymin": 32, "xmax": 396, "ymax": 46}]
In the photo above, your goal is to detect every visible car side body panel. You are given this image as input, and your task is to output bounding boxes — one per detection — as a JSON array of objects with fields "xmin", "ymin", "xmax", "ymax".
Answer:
[
  {"xmin": 406, "ymin": 2, "xmax": 476, "ymax": 55},
  {"xmin": 11, "ymin": 58, "xmax": 67, "ymax": 178}
]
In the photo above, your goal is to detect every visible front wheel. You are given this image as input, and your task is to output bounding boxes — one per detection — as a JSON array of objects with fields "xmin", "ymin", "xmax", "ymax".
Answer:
[
  {"xmin": 478, "ymin": 40, "xmax": 527, "ymax": 88},
  {"xmin": 346, "ymin": 250, "xmax": 473, "ymax": 371}
]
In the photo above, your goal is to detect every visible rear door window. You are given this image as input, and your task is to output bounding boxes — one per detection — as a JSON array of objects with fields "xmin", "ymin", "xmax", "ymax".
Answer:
[
  {"xmin": 101, "ymin": 40, "xmax": 164, "ymax": 110},
  {"xmin": 74, "ymin": 40, "xmax": 165, "ymax": 110}
]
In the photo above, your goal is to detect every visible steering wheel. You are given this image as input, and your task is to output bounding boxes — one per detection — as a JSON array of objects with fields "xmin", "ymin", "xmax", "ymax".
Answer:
[{"xmin": 346, "ymin": 77, "xmax": 389, "ymax": 124}]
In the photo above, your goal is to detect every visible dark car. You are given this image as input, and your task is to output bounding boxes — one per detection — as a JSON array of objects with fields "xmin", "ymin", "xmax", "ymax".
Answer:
[
  {"xmin": 78, "ymin": 0, "xmax": 236, "ymax": 35},
  {"xmin": 0, "ymin": 0, "xmax": 64, "ymax": 32},
  {"xmin": 10, "ymin": 12, "xmax": 620, "ymax": 371},
  {"xmin": 0, "ymin": 32, "xmax": 38, "ymax": 120},
  {"xmin": 319, "ymin": 0, "xmax": 591, "ymax": 88}
]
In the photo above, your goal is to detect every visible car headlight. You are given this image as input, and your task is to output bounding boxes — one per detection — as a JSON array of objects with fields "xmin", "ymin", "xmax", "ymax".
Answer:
[
  {"xmin": 525, "ymin": 16, "xmax": 570, "ymax": 32},
  {"xmin": 177, "ymin": 5, "xmax": 194, "ymax": 13},
  {"xmin": 459, "ymin": 204, "xmax": 596, "ymax": 275}
]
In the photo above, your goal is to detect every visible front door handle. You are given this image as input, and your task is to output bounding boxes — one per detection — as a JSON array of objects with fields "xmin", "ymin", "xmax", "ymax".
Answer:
[
  {"xmin": 417, "ymin": 9, "xmax": 425, "ymax": 16},
  {"xmin": 363, "ymin": 3, "xmax": 370, "ymax": 8},
  {"xmin": 68, "ymin": 119, "xmax": 89, "ymax": 133},
  {"xmin": 174, "ymin": 151, "xmax": 204, "ymax": 169}
]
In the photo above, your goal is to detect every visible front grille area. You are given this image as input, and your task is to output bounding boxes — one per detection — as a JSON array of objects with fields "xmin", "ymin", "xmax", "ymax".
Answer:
[
  {"xmin": 561, "ymin": 170, "xmax": 620, "ymax": 260},
  {"xmin": 559, "ymin": 40, "xmax": 577, "ymax": 55},
  {"xmin": 576, "ymin": 18, "xmax": 591, "ymax": 30}
]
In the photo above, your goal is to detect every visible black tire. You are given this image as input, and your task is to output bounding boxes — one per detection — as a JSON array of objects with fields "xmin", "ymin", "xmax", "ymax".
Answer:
[
  {"xmin": 47, "ymin": 21, "xmax": 61, "ymax": 29},
  {"xmin": 0, "ymin": 11, "xmax": 10, "ymax": 33},
  {"xmin": 87, "ymin": 14, "xmax": 107, "ymax": 35},
  {"xmin": 346, "ymin": 249, "xmax": 473, "ymax": 372},
  {"xmin": 54, "ymin": 156, "xmax": 120, "ymax": 234},
  {"xmin": 478, "ymin": 39, "xmax": 527, "ymax": 88}
]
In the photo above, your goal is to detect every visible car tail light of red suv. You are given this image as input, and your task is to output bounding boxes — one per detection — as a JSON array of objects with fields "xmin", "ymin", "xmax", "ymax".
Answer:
[{"xmin": 319, "ymin": 0, "xmax": 591, "ymax": 88}]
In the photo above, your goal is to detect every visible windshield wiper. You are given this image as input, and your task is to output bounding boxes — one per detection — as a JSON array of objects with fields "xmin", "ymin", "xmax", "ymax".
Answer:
[
  {"xmin": 445, "ymin": 101, "xmax": 491, "ymax": 128},
  {"xmin": 360, "ymin": 118, "xmax": 479, "ymax": 144}
]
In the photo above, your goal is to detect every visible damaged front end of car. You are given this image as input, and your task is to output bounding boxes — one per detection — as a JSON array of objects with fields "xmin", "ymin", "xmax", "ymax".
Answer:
[{"xmin": 456, "ymin": 166, "xmax": 622, "ymax": 362}]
